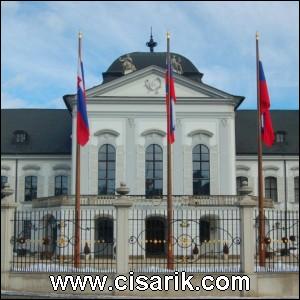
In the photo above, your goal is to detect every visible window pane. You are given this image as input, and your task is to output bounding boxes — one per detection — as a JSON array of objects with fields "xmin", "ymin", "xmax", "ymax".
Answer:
[
  {"xmin": 99, "ymin": 170, "xmax": 106, "ymax": 179},
  {"xmin": 200, "ymin": 180, "xmax": 210, "ymax": 195},
  {"xmin": 192, "ymin": 153, "xmax": 200, "ymax": 161},
  {"xmin": 146, "ymin": 162, "xmax": 153, "ymax": 170},
  {"xmin": 55, "ymin": 176, "xmax": 61, "ymax": 188},
  {"xmin": 193, "ymin": 169, "xmax": 201, "ymax": 179},
  {"xmin": 270, "ymin": 178, "xmax": 277, "ymax": 188},
  {"xmin": 107, "ymin": 144, "xmax": 115, "ymax": 154},
  {"xmin": 107, "ymin": 152, "xmax": 115, "ymax": 161},
  {"xmin": 32, "ymin": 176, "xmax": 37, "ymax": 187},
  {"xmin": 201, "ymin": 170, "xmax": 209, "ymax": 179},
  {"xmin": 98, "ymin": 180, "xmax": 106, "ymax": 194},
  {"xmin": 62, "ymin": 176, "xmax": 68, "ymax": 188},
  {"xmin": 193, "ymin": 180, "xmax": 201, "ymax": 195},
  {"xmin": 193, "ymin": 162, "xmax": 200, "ymax": 171},
  {"xmin": 107, "ymin": 180, "xmax": 115, "ymax": 194},
  {"xmin": 98, "ymin": 152, "xmax": 106, "ymax": 161},
  {"xmin": 154, "ymin": 179, "xmax": 163, "ymax": 189},
  {"xmin": 107, "ymin": 162, "xmax": 115, "ymax": 170},
  {"xmin": 154, "ymin": 144, "xmax": 162, "ymax": 154},
  {"xmin": 201, "ymin": 145, "xmax": 209, "ymax": 153},
  {"xmin": 193, "ymin": 145, "xmax": 201, "ymax": 154},
  {"xmin": 155, "ymin": 152, "xmax": 163, "ymax": 161},
  {"xmin": 146, "ymin": 152, "xmax": 153, "ymax": 161},
  {"xmin": 99, "ymin": 162, "xmax": 106, "ymax": 170},
  {"xmin": 201, "ymin": 162, "xmax": 209, "ymax": 171},
  {"xmin": 107, "ymin": 169, "xmax": 115, "ymax": 179},
  {"xmin": 146, "ymin": 179, "xmax": 154, "ymax": 190},
  {"xmin": 25, "ymin": 177, "xmax": 31, "ymax": 188},
  {"xmin": 154, "ymin": 169, "xmax": 162, "ymax": 178},
  {"xmin": 201, "ymin": 153, "xmax": 209, "ymax": 161}
]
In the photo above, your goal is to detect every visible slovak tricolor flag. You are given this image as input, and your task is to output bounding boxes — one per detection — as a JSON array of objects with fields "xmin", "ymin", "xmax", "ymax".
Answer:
[
  {"xmin": 77, "ymin": 34, "xmax": 89, "ymax": 146},
  {"xmin": 259, "ymin": 61, "xmax": 274, "ymax": 147},
  {"xmin": 166, "ymin": 55, "xmax": 176, "ymax": 144}
]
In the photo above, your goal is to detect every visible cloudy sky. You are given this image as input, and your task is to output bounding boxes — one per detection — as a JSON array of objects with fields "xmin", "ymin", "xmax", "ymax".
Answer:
[{"xmin": 1, "ymin": 1, "xmax": 299, "ymax": 110}]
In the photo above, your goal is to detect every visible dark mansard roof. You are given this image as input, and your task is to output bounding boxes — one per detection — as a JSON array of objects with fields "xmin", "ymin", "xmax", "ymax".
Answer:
[
  {"xmin": 102, "ymin": 52, "xmax": 203, "ymax": 84},
  {"xmin": 1, "ymin": 109, "xmax": 298, "ymax": 156}
]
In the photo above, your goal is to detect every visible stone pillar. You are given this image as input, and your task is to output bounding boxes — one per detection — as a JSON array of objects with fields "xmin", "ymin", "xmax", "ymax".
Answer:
[
  {"xmin": 1, "ymin": 194, "xmax": 17, "ymax": 289},
  {"xmin": 113, "ymin": 183, "xmax": 133, "ymax": 274},
  {"xmin": 238, "ymin": 195, "xmax": 256, "ymax": 273}
]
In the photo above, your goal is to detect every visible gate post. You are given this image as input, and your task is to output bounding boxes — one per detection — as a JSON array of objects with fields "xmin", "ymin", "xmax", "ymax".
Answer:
[
  {"xmin": 238, "ymin": 195, "xmax": 256, "ymax": 273},
  {"xmin": 1, "ymin": 186, "xmax": 17, "ymax": 289},
  {"xmin": 113, "ymin": 183, "xmax": 133, "ymax": 274}
]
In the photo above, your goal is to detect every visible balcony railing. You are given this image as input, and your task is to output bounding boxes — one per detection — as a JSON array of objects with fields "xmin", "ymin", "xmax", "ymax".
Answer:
[{"xmin": 32, "ymin": 194, "xmax": 274, "ymax": 208}]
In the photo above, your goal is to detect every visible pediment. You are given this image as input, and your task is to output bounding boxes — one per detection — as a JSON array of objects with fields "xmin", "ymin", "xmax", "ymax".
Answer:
[{"xmin": 85, "ymin": 66, "xmax": 233, "ymax": 100}]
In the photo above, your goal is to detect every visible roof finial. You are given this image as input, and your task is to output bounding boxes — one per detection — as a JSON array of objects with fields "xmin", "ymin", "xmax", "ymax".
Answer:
[{"xmin": 146, "ymin": 26, "xmax": 157, "ymax": 53}]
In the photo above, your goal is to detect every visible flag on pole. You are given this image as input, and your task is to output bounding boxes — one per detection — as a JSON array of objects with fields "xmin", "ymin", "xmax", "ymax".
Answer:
[
  {"xmin": 77, "ymin": 34, "xmax": 89, "ymax": 146},
  {"xmin": 165, "ymin": 52, "xmax": 176, "ymax": 144},
  {"xmin": 259, "ymin": 61, "xmax": 274, "ymax": 147}
]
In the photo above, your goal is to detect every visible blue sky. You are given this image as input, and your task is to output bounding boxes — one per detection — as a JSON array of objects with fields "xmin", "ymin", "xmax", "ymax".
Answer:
[{"xmin": 1, "ymin": 1, "xmax": 299, "ymax": 110}]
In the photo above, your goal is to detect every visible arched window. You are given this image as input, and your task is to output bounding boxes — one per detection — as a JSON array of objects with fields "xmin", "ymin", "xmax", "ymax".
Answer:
[
  {"xmin": 25, "ymin": 176, "xmax": 37, "ymax": 201},
  {"xmin": 1, "ymin": 175, "xmax": 8, "ymax": 189},
  {"xmin": 265, "ymin": 177, "xmax": 277, "ymax": 202},
  {"xmin": 236, "ymin": 176, "xmax": 248, "ymax": 195},
  {"xmin": 98, "ymin": 144, "xmax": 116, "ymax": 195},
  {"xmin": 145, "ymin": 144, "xmax": 163, "ymax": 197},
  {"xmin": 55, "ymin": 175, "xmax": 68, "ymax": 196},
  {"xmin": 193, "ymin": 144, "xmax": 210, "ymax": 195},
  {"xmin": 294, "ymin": 176, "xmax": 299, "ymax": 203}
]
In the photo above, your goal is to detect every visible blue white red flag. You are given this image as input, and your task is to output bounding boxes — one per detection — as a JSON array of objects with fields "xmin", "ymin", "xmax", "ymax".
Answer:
[
  {"xmin": 76, "ymin": 35, "xmax": 89, "ymax": 146},
  {"xmin": 165, "ymin": 55, "xmax": 176, "ymax": 144},
  {"xmin": 259, "ymin": 61, "xmax": 274, "ymax": 147}
]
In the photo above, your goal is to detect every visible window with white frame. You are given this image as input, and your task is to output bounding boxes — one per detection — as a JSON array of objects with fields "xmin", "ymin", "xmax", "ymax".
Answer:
[
  {"xmin": 24, "ymin": 176, "xmax": 37, "ymax": 201},
  {"xmin": 55, "ymin": 175, "xmax": 68, "ymax": 196},
  {"xmin": 265, "ymin": 176, "xmax": 278, "ymax": 202},
  {"xmin": 145, "ymin": 144, "xmax": 163, "ymax": 197},
  {"xmin": 98, "ymin": 144, "xmax": 116, "ymax": 195},
  {"xmin": 193, "ymin": 144, "xmax": 210, "ymax": 195}
]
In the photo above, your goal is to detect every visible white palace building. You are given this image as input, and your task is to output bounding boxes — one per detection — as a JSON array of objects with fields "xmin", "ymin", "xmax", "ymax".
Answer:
[{"xmin": 1, "ymin": 43, "xmax": 299, "ymax": 260}]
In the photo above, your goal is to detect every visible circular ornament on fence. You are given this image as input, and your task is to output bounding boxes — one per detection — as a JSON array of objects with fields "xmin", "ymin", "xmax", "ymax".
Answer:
[{"xmin": 178, "ymin": 234, "xmax": 192, "ymax": 248}]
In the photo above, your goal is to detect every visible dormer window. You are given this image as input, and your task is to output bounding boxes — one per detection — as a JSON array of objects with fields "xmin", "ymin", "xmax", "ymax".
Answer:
[
  {"xmin": 14, "ymin": 130, "xmax": 28, "ymax": 144},
  {"xmin": 275, "ymin": 131, "xmax": 286, "ymax": 144}
]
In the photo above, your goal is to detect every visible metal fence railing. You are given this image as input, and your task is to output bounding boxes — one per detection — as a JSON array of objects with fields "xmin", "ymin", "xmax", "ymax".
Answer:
[
  {"xmin": 10, "ymin": 203, "xmax": 299, "ymax": 274},
  {"xmin": 11, "ymin": 208, "xmax": 116, "ymax": 273},
  {"xmin": 254, "ymin": 209, "xmax": 299, "ymax": 272},
  {"xmin": 129, "ymin": 206, "xmax": 241, "ymax": 273}
]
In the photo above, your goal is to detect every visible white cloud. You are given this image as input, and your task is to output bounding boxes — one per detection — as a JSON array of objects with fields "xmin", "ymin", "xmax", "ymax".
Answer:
[{"xmin": 1, "ymin": 1, "xmax": 299, "ymax": 109}]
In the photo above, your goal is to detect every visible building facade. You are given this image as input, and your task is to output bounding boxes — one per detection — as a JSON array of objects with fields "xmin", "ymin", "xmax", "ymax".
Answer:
[
  {"xmin": 2, "ymin": 50, "xmax": 299, "ymax": 259},
  {"xmin": 2, "ymin": 52, "xmax": 299, "ymax": 210}
]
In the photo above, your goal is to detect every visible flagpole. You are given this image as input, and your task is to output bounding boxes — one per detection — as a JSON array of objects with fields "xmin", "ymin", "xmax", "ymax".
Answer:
[
  {"xmin": 74, "ymin": 32, "xmax": 82, "ymax": 268},
  {"xmin": 256, "ymin": 31, "xmax": 266, "ymax": 267},
  {"xmin": 166, "ymin": 32, "xmax": 174, "ymax": 270}
]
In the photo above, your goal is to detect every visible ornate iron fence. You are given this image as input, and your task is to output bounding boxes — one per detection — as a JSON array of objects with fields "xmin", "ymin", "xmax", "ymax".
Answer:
[
  {"xmin": 129, "ymin": 206, "xmax": 241, "ymax": 272},
  {"xmin": 11, "ymin": 208, "xmax": 116, "ymax": 273},
  {"xmin": 255, "ymin": 208, "xmax": 299, "ymax": 272}
]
